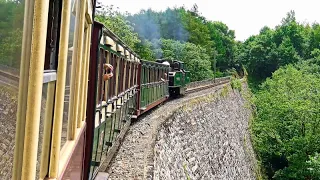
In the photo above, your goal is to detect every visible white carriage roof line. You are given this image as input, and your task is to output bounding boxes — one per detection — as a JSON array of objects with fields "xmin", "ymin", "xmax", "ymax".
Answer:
[{"xmin": 95, "ymin": 21, "xmax": 140, "ymax": 63}]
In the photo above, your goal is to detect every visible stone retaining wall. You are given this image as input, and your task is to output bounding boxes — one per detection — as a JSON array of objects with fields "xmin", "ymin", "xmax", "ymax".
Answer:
[{"xmin": 153, "ymin": 83, "xmax": 257, "ymax": 180}]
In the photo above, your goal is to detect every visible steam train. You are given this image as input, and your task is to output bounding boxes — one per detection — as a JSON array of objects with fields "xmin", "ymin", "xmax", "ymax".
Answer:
[
  {"xmin": 87, "ymin": 22, "xmax": 190, "ymax": 179},
  {"xmin": 9, "ymin": 1, "xmax": 190, "ymax": 180}
]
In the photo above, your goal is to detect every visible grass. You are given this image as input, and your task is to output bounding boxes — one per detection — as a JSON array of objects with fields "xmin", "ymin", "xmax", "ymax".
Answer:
[
  {"xmin": 220, "ymin": 85, "xmax": 229, "ymax": 97},
  {"xmin": 183, "ymin": 163, "xmax": 191, "ymax": 180},
  {"xmin": 181, "ymin": 93, "xmax": 218, "ymax": 113},
  {"xmin": 230, "ymin": 77, "xmax": 242, "ymax": 91}
]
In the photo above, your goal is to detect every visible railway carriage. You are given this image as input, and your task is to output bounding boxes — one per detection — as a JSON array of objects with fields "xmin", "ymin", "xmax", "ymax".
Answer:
[
  {"xmin": 8, "ymin": 0, "xmax": 99, "ymax": 179},
  {"xmin": 84, "ymin": 21, "xmax": 171, "ymax": 179},
  {"xmin": 87, "ymin": 21, "xmax": 140, "ymax": 178},
  {"xmin": 3, "ymin": 0, "xmax": 188, "ymax": 180},
  {"xmin": 136, "ymin": 60, "xmax": 169, "ymax": 116}
]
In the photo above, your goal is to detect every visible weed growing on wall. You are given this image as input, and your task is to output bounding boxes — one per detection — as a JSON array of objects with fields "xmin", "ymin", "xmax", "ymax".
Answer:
[{"xmin": 230, "ymin": 77, "xmax": 242, "ymax": 92}]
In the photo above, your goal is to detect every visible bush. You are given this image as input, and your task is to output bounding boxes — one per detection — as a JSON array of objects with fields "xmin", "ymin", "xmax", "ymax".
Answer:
[
  {"xmin": 214, "ymin": 70, "xmax": 224, "ymax": 78},
  {"xmin": 230, "ymin": 77, "xmax": 242, "ymax": 91},
  {"xmin": 307, "ymin": 153, "xmax": 320, "ymax": 178}
]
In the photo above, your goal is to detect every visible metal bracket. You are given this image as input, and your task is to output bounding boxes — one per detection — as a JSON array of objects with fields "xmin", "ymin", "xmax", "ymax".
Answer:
[
  {"xmin": 43, "ymin": 71, "xmax": 57, "ymax": 83},
  {"xmin": 91, "ymin": 161, "xmax": 100, "ymax": 166},
  {"xmin": 105, "ymin": 142, "xmax": 112, "ymax": 146}
]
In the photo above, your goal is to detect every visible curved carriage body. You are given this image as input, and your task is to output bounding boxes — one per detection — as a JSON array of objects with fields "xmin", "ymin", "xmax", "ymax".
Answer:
[
  {"xmin": 7, "ymin": 1, "xmax": 189, "ymax": 179},
  {"xmin": 87, "ymin": 22, "xmax": 170, "ymax": 178}
]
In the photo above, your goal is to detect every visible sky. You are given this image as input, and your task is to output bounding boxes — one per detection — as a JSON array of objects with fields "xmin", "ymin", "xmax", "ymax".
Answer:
[{"xmin": 99, "ymin": 0, "xmax": 319, "ymax": 41}]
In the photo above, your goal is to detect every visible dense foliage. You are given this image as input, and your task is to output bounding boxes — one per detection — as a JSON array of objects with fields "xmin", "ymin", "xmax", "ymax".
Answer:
[
  {"xmin": 95, "ymin": 3, "xmax": 238, "ymax": 81},
  {"xmin": 252, "ymin": 60, "xmax": 320, "ymax": 179},
  {"xmin": 238, "ymin": 11, "xmax": 320, "ymax": 83},
  {"xmin": 95, "ymin": 6, "xmax": 142, "ymax": 52},
  {"xmin": 127, "ymin": 6, "xmax": 238, "ymax": 72},
  {"xmin": 237, "ymin": 11, "xmax": 320, "ymax": 179},
  {"xmin": 0, "ymin": 0, "xmax": 24, "ymax": 69}
]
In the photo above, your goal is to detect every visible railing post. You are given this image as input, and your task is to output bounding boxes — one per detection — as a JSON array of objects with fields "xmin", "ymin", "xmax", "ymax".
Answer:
[
  {"xmin": 21, "ymin": 0, "xmax": 50, "ymax": 179},
  {"xmin": 12, "ymin": 0, "xmax": 34, "ymax": 179},
  {"xmin": 48, "ymin": 0, "xmax": 71, "ymax": 178}
]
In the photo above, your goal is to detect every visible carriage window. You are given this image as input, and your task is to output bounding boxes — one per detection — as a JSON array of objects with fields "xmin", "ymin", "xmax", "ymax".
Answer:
[
  {"xmin": 109, "ymin": 53, "xmax": 117, "ymax": 97},
  {"xmin": 142, "ymin": 66, "xmax": 146, "ymax": 84},
  {"xmin": 0, "ymin": 0, "xmax": 25, "ymax": 178},
  {"xmin": 148, "ymin": 67, "xmax": 149, "ymax": 83},
  {"xmin": 125, "ymin": 60, "xmax": 130, "ymax": 89},
  {"xmin": 154, "ymin": 68, "xmax": 156, "ymax": 82},
  {"xmin": 114, "ymin": 56, "xmax": 119, "ymax": 95},
  {"xmin": 118, "ymin": 58, "xmax": 124, "ymax": 93},
  {"xmin": 130, "ymin": 62, "xmax": 134, "ymax": 87},
  {"xmin": 145, "ymin": 66, "xmax": 147, "ymax": 83},
  {"xmin": 131, "ymin": 63, "xmax": 134, "ymax": 86},
  {"xmin": 145, "ymin": 67, "xmax": 148, "ymax": 84},
  {"xmin": 174, "ymin": 62, "xmax": 179, "ymax": 70},
  {"xmin": 151, "ymin": 68, "xmax": 153, "ymax": 83},
  {"xmin": 157, "ymin": 68, "xmax": 159, "ymax": 81},
  {"xmin": 149, "ymin": 67, "xmax": 152, "ymax": 83},
  {"xmin": 149, "ymin": 67, "xmax": 151, "ymax": 83},
  {"xmin": 78, "ymin": 24, "xmax": 89, "ymax": 124},
  {"xmin": 61, "ymin": 0, "xmax": 76, "ymax": 149},
  {"xmin": 105, "ymin": 51, "xmax": 110, "ymax": 100},
  {"xmin": 36, "ymin": 80, "xmax": 56, "ymax": 179},
  {"xmin": 44, "ymin": 0, "xmax": 62, "ymax": 70},
  {"xmin": 112, "ymin": 55, "xmax": 117, "ymax": 95},
  {"xmin": 107, "ymin": 53, "xmax": 113, "ymax": 99},
  {"xmin": 127, "ymin": 62, "xmax": 130, "ymax": 88},
  {"xmin": 180, "ymin": 63, "xmax": 184, "ymax": 70},
  {"xmin": 152, "ymin": 68, "xmax": 154, "ymax": 82},
  {"xmin": 133, "ymin": 64, "xmax": 137, "ymax": 85},
  {"xmin": 96, "ymin": 49, "xmax": 103, "ymax": 105}
]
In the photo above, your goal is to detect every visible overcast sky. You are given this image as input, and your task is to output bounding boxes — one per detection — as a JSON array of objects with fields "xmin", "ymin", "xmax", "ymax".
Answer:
[{"xmin": 100, "ymin": 0, "xmax": 319, "ymax": 41}]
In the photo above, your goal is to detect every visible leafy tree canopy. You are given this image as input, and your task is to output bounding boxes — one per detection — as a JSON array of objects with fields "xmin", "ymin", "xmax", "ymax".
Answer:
[{"xmin": 252, "ymin": 61, "xmax": 320, "ymax": 179}]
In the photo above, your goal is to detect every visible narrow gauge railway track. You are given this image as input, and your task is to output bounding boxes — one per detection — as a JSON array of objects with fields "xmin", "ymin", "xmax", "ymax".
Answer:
[
  {"xmin": 0, "ymin": 67, "xmax": 19, "ymax": 82},
  {"xmin": 185, "ymin": 79, "xmax": 230, "ymax": 94},
  {"xmin": 0, "ymin": 69, "xmax": 19, "ymax": 89}
]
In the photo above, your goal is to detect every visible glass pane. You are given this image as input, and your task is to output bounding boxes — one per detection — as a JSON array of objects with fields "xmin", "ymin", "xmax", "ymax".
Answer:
[
  {"xmin": 36, "ymin": 82, "xmax": 56, "ymax": 179},
  {"xmin": 90, "ymin": 115, "xmax": 99, "ymax": 179},
  {"xmin": 94, "ymin": 123, "xmax": 105, "ymax": 167},
  {"xmin": 114, "ymin": 109, "xmax": 121, "ymax": 137},
  {"xmin": 96, "ymin": 49, "xmax": 102, "ymax": 105},
  {"xmin": 62, "ymin": 0, "xmax": 76, "ymax": 149},
  {"xmin": 0, "ymin": 0, "xmax": 25, "ymax": 179}
]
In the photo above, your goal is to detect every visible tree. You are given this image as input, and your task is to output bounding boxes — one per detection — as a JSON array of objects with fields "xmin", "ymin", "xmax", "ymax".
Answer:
[
  {"xmin": 238, "ymin": 11, "xmax": 319, "ymax": 82},
  {"xmin": 0, "ymin": 0, "xmax": 24, "ymax": 68},
  {"xmin": 95, "ymin": 5, "xmax": 141, "ymax": 49},
  {"xmin": 207, "ymin": 21, "xmax": 236, "ymax": 71},
  {"xmin": 277, "ymin": 36, "xmax": 300, "ymax": 66},
  {"xmin": 252, "ymin": 63, "xmax": 320, "ymax": 179}
]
